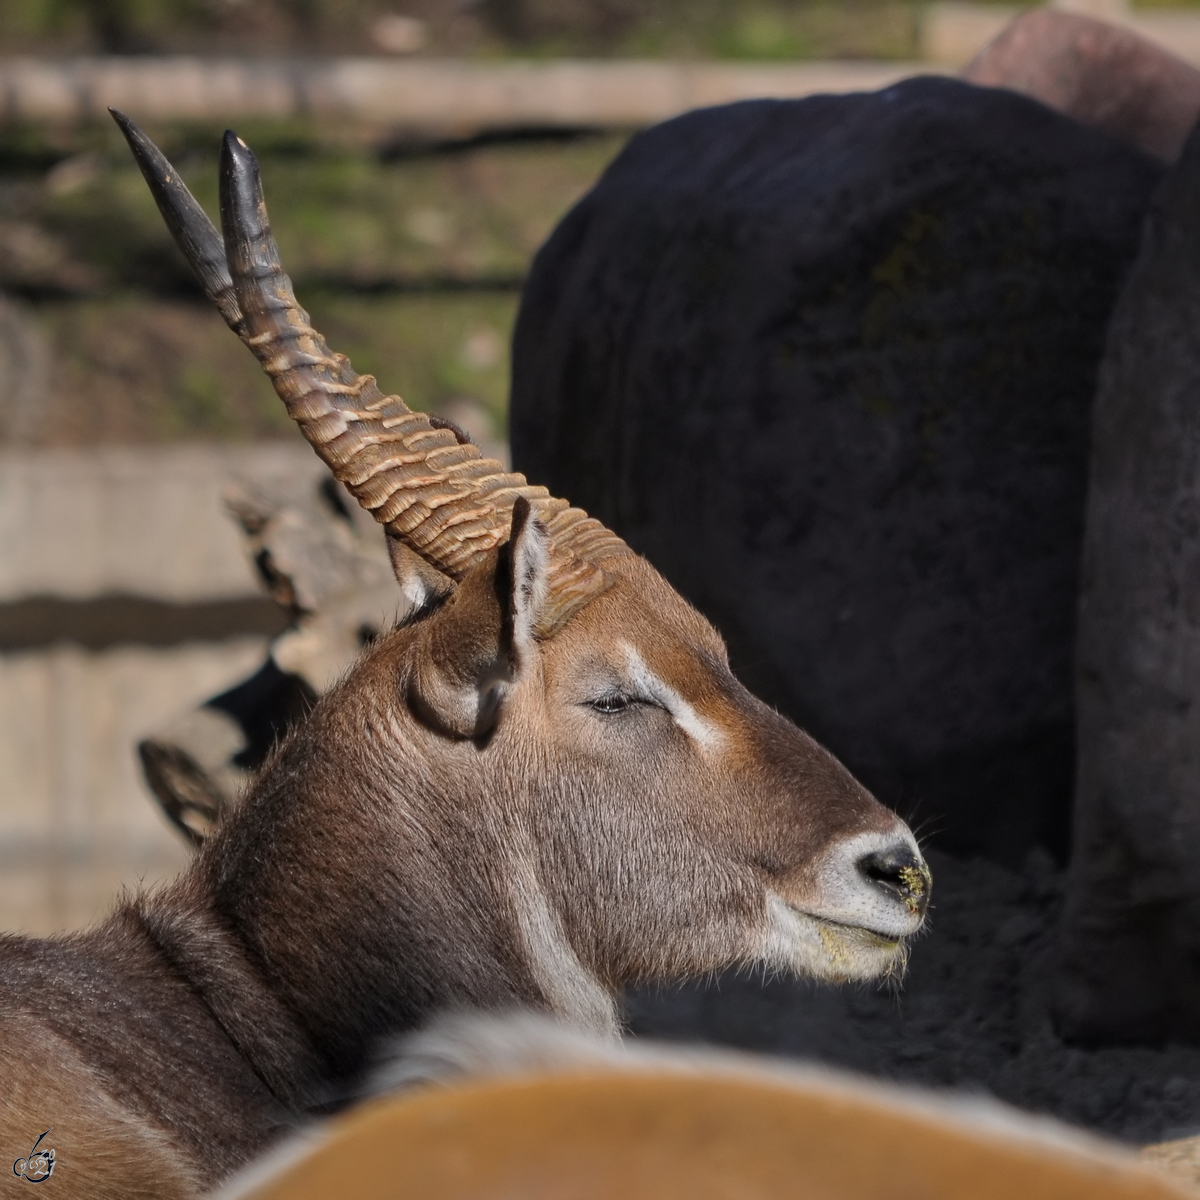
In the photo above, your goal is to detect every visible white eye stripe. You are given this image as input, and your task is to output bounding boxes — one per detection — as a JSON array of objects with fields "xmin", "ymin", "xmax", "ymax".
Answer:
[{"xmin": 621, "ymin": 644, "xmax": 725, "ymax": 752}]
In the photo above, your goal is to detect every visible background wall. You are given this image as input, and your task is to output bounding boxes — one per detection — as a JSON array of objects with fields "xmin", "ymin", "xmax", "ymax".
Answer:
[{"xmin": 0, "ymin": 446, "xmax": 323, "ymax": 932}]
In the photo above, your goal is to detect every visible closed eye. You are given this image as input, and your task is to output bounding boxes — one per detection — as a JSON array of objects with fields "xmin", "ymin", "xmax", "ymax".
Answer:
[{"xmin": 587, "ymin": 693, "xmax": 638, "ymax": 715}]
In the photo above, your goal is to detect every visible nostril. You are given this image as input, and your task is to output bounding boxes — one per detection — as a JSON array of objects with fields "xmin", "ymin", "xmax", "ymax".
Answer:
[{"xmin": 856, "ymin": 844, "xmax": 931, "ymax": 916}]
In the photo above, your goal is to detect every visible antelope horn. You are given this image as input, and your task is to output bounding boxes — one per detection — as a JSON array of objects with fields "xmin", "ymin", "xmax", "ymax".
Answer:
[
  {"xmin": 110, "ymin": 109, "xmax": 244, "ymax": 334},
  {"xmin": 112, "ymin": 112, "xmax": 628, "ymax": 628}
]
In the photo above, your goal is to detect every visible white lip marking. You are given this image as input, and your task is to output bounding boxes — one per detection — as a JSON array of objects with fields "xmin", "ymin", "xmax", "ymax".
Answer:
[
  {"xmin": 623, "ymin": 644, "xmax": 724, "ymax": 752},
  {"xmin": 804, "ymin": 829, "xmax": 928, "ymax": 940},
  {"xmin": 758, "ymin": 892, "xmax": 908, "ymax": 982}
]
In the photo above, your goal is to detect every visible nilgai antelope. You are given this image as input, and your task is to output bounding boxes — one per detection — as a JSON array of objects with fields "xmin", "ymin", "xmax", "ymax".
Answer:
[{"xmin": 0, "ymin": 113, "xmax": 930, "ymax": 1200}]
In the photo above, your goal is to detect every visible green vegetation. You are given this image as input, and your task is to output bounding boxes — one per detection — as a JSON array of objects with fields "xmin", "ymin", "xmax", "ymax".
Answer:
[
  {"xmin": 0, "ymin": 120, "xmax": 621, "ymax": 444},
  {"xmin": 628, "ymin": 2, "xmax": 920, "ymax": 59},
  {"xmin": 0, "ymin": 0, "xmax": 927, "ymax": 60},
  {"xmin": 0, "ymin": 119, "xmax": 623, "ymax": 291},
  {"xmin": 34, "ymin": 291, "xmax": 519, "ymax": 444},
  {"xmin": 9, "ymin": 0, "xmax": 1144, "ymax": 444},
  {"xmin": 307, "ymin": 292, "xmax": 519, "ymax": 429}
]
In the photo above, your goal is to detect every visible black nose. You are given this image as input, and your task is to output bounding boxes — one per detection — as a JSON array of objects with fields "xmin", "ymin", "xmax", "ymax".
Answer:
[{"xmin": 857, "ymin": 844, "xmax": 931, "ymax": 917}]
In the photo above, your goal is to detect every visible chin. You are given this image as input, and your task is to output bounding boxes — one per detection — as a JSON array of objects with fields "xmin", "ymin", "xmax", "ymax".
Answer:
[{"xmin": 756, "ymin": 892, "xmax": 914, "ymax": 983}]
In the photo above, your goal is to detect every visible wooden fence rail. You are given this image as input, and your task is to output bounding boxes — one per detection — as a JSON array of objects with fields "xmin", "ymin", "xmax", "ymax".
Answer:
[{"xmin": 0, "ymin": 57, "xmax": 933, "ymax": 130}]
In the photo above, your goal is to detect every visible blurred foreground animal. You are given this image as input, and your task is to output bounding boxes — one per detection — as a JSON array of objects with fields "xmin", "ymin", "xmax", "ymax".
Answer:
[
  {"xmin": 0, "ymin": 116, "xmax": 930, "ymax": 1198},
  {"xmin": 210, "ymin": 1013, "xmax": 1191, "ymax": 1200}
]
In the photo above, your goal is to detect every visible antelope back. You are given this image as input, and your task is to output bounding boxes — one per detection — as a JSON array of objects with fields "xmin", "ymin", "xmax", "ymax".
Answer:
[{"xmin": 215, "ymin": 1046, "xmax": 1186, "ymax": 1200}]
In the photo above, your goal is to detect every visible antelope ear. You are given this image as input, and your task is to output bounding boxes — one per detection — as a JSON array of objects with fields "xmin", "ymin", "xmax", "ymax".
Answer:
[
  {"xmin": 404, "ymin": 500, "xmax": 552, "ymax": 740},
  {"xmin": 505, "ymin": 496, "xmax": 552, "ymax": 664}
]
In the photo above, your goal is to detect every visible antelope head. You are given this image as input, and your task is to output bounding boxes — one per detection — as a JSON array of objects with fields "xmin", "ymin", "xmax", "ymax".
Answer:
[{"xmin": 114, "ymin": 113, "xmax": 930, "ymax": 1043}]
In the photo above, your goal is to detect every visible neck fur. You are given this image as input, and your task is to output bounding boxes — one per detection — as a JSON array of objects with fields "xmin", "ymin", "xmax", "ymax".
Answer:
[{"xmin": 140, "ymin": 690, "xmax": 619, "ymax": 1108}]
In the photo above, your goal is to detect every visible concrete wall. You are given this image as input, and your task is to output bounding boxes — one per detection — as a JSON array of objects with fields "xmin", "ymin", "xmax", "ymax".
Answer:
[
  {"xmin": 0, "ymin": 639, "xmax": 263, "ymax": 934},
  {"xmin": 0, "ymin": 444, "xmax": 320, "ymax": 935},
  {"xmin": 0, "ymin": 443, "xmax": 316, "ymax": 603}
]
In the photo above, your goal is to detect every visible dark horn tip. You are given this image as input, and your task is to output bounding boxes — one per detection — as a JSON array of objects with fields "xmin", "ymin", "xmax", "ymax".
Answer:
[
  {"xmin": 220, "ymin": 128, "xmax": 259, "ymax": 176},
  {"xmin": 218, "ymin": 128, "xmax": 267, "ymax": 235},
  {"xmin": 108, "ymin": 108, "xmax": 176, "ymax": 192},
  {"xmin": 109, "ymin": 107, "xmax": 152, "ymax": 157},
  {"xmin": 111, "ymin": 109, "xmax": 245, "ymax": 335}
]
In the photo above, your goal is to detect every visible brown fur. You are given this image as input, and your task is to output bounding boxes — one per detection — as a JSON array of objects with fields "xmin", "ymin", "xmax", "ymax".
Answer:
[
  {"xmin": 0, "ymin": 1017, "xmax": 201, "ymax": 1199},
  {"xmin": 218, "ymin": 1016, "xmax": 1190, "ymax": 1200}
]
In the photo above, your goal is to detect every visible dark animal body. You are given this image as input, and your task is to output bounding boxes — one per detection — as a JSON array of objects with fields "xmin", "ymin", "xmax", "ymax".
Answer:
[
  {"xmin": 510, "ymin": 76, "xmax": 1164, "ymax": 866},
  {"xmin": 1059, "ymin": 119, "xmax": 1200, "ymax": 1044},
  {"xmin": 0, "ymin": 119, "xmax": 929, "ymax": 1196}
]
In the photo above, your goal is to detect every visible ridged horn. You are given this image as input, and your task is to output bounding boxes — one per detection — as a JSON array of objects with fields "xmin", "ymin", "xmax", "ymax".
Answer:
[{"xmin": 112, "ymin": 113, "xmax": 630, "ymax": 630}]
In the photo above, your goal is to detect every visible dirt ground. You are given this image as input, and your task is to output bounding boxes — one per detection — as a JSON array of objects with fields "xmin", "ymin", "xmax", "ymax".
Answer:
[{"xmin": 626, "ymin": 849, "xmax": 1200, "ymax": 1145}]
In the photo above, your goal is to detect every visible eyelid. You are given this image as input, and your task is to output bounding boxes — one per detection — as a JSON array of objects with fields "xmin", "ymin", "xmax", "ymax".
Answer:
[{"xmin": 584, "ymin": 689, "xmax": 657, "ymax": 713}]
